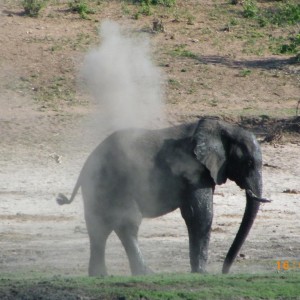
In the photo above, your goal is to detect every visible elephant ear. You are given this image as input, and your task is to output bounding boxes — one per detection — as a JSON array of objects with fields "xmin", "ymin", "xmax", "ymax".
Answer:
[{"xmin": 193, "ymin": 119, "xmax": 228, "ymax": 185}]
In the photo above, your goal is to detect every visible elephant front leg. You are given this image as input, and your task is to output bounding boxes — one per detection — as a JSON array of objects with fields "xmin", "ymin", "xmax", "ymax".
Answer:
[
  {"xmin": 188, "ymin": 225, "xmax": 211, "ymax": 273},
  {"xmin": 180, "ymin": 188, "xmax": 214, "ymax": 273}
]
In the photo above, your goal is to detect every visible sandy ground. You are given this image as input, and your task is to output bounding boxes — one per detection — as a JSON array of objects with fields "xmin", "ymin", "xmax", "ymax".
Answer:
[
  {"xmin": 0, "ymin": 0, "xmax": 299, "ymax": 278},
  {"xmin": 0, "ymin": 94, "xmax": 299, "ymax": 277}
]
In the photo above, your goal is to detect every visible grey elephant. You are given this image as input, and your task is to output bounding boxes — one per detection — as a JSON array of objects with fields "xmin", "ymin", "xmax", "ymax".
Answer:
[{"xmin": 57, "ymin": 117, "xmax": 270, "ymax": 276}]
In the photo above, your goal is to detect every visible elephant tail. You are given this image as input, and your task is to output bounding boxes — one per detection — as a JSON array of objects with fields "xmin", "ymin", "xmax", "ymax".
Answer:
[{"xmin": 56, "ymin": 175, "xmax": 81, "ymax": 205}]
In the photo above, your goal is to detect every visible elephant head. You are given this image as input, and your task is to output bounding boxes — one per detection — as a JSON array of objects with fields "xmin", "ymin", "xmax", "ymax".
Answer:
[{"xmin": 192, "ymin": 118, "xmax": 269, "ymax": 273}]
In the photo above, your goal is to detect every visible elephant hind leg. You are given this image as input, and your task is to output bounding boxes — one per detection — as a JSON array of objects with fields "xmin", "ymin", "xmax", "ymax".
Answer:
[
  {"xmin": 115, "ymin": 220, "xmax": 152, "ymax": 276},
  {"xmin": 85, "ymin": 212, "xmax": 112, "ymax": 277}
]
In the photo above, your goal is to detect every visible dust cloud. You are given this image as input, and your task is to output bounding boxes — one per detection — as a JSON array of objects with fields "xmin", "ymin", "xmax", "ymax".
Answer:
[
  {"xmin": 82, "ymin": 20, "xmax": 166, "ymax": 133},
  {"xmin": 74, "ymin": 20, "xmax": 171, "ymax": 236}
]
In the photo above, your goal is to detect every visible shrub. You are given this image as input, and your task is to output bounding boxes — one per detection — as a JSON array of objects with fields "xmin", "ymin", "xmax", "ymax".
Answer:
[
  {"xmin": 152, "ymin": 0, "xmax": 176, "ymax": 7},
  {"xmin": 243, "ymin": 0, "xmax": 258, "ymax": 18},
  {"xmin": 22, "ymin": 0, "xmax": 47, "ymax": 17},
  {"xmin": 139, "ymin": 1, "xmax": 152, "ymax": 15},
  {"xmin": 278, "ymin": 34, "xmax": 300, "ymax": 54},
  {"xmin": 69, "ymin": 0, "xmax": 95, "ymax": 19},
  {"xmin": 135, "ymin": 0, "xmax": 176, "ymax": 7}
]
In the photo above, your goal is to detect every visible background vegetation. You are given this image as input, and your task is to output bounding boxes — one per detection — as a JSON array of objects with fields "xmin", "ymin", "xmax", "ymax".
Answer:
[{"xmin": 10, "ymin": 0, "xmax": 299, "ymax": 118}]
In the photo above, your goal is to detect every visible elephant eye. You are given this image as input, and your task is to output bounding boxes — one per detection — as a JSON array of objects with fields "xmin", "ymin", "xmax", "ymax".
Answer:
[{"xmin": 247, "ymin": 159, "xmax": 254, "ymax": 167}]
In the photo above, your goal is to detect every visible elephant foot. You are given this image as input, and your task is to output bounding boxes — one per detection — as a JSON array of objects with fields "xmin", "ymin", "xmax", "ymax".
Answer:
[
  {"xmin": 132, "ymin": 265, "xmax": 154, "ymax": 276},
  {"xmin": 191, "ymin": 270, "xmax": 207, "ymax": 274},
  {"xmin": 88, "ymin": 265, "xmax": 108, "ymax": 277},
  {"xmin": 89, "ymin": 274, "xmax": 108, "ymax": 277},
  {"xmin": 191, "ymin": 267, "xmax": 208, "ymax": 274},
  {"xmin": 89, "ymin": 270, "xmax": 108, "ymax": 277}
]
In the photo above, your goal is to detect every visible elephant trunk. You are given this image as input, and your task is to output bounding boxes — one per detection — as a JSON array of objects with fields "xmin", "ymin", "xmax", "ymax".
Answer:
[{"xmin": 222, "ymin": 178, "xmax": 262, "ymax": 274}]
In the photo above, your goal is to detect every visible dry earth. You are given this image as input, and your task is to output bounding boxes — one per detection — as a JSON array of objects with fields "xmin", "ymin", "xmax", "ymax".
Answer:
[
  {"xmin": 1, "ymin": 114, "xmax": 299, "ymax": 276},
  {"xmin": 0, "ymin": 0, "xmax": 300, "ymax": 278}
]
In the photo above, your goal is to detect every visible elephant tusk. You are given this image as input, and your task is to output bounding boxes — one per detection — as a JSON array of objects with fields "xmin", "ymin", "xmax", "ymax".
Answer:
[{"xmin": 246, "ymin": 189, "xmax": 272, "ymax": 203}]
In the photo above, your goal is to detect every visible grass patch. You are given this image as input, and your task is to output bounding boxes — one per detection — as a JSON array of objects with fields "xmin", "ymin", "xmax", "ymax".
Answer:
[
  {"xmin": 41, "ymin": 79, "xmax": 73, "ymax": 101},
  {"xmin": 170, "ymin": 44, "xmax": 198, "ymax": 59},
  {"xmin": 225, "ymin": 0, "xmax": 300, "ymax": 57},
  {"xmin": 0, "ymin": 272, "xmax": 300, "ymax": 299},
  {"xmin": 264, "ymin": 2, "xmax": 300, "ymax": 26},
  {"xmin": 239, "ymin": 69, "xmax": 252, "ymax": 77},
  {"xmin": 241, "ymin": 0, "xmax": 300, "ymax": 27}
]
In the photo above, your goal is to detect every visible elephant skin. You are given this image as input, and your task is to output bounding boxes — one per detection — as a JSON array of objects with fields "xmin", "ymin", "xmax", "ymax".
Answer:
[{"xmin": 57, "ymin": 117, "xmax": 268, "ymax": 276}]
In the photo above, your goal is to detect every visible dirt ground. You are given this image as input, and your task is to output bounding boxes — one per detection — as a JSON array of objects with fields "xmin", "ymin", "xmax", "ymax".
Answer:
[
  {"xmin": 1, "ymin": 92, "xmax": 299, "ymax": 278},
  {"xmin": 0, "ymin": 0, "xmax": 300, "ymax": 278}
]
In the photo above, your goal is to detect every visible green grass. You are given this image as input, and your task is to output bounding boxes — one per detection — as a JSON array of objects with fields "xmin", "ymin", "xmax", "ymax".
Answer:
[
  {"xmin": 223, "ymin": 0, "xmax": 300, "ymax": 57},
  {"xmin": 1, "ymin": 272, "xmax": 300, "ymax": 299},
  {"xmin": 241, "ymin": 0, "xmax": 300, "ymax": 26},
  {"xmin": 239, "ymin": 69, "xmax": 252, "ymax": 77},
  {"xmin": 170, "ymin": 44, "xmax": 198, "ymax": 59},
  {"xmin": 264, "ymin": 2, "xmax": 300, "ymax": 26}
]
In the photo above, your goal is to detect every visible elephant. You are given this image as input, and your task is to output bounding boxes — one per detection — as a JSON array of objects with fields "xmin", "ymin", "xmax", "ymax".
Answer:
[{"xmin": 57, "ymin": 117, "xmax": 270, "ymax": 276}]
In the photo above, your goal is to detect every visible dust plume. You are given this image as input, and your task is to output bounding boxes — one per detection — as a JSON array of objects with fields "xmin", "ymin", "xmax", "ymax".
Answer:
[
  {"xmin": 78, "ymin": 20, "xmax": 169, "ymax": 227},
  {"xmin": 82, "ymin": 20, "xmax": 165, "ymax": 132}
]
